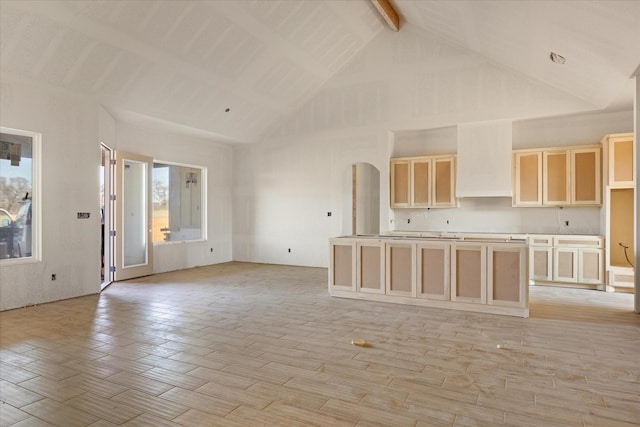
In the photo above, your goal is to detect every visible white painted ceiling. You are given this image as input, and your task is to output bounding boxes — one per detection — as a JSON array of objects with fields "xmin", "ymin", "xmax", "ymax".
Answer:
[{"xmin": 1, "ymin": 0, "xmax": 639, "ymax": 143}]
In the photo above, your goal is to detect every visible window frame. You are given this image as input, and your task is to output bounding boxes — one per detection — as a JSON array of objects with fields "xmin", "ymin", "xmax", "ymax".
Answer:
[
  {"xmin": 151, "ymin": 159, "xmax": 207, "ymax": 245},
  {"xmin": 0, "ymin": 126, "xmax": 41, "ymax": 264}
]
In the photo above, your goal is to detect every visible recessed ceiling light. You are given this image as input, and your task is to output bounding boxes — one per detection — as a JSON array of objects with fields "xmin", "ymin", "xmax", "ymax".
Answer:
[{"xmin": 549, "ymin": 52, "xmax": 566, "ymax": 64}]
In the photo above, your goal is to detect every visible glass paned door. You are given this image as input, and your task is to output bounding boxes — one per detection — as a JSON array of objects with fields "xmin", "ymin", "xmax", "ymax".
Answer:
[{"xmin": 115, "ymin": 151, "xmax": 153, "ymax": 281}]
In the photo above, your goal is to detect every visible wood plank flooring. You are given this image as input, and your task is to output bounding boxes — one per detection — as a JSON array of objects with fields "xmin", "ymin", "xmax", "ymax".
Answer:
[{"xmin": 1, "ymin": 262, "xmax": 639, "ymax": 426}]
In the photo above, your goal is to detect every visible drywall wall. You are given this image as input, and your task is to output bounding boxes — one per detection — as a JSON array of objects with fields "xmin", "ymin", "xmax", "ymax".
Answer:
[
  {"xmin": 233, "ymin": 127, "xmax": 391, "ymax": 267},
  {"xmin": 233, "ymin": 23, "xmax": 619, "ymax": 268},
  {"xmin": 115, "ymin": 122, "xmax": 233, "ymax": 274},
  {"xmin": 0, "ymin": 80, "xmax": 233, "ymax": 311},
  {"xmin": 635, "ymin": 74, "xmax": 639, "ymax": 313},
  {"xmin": 0, "ymin": 77, "xmax": 101, "ymax": 311}
]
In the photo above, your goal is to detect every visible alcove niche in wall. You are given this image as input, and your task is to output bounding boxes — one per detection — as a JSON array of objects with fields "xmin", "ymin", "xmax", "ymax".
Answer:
[{"xmin": 342, "ymin": 163, "xmax": 380, "ymax": 236}]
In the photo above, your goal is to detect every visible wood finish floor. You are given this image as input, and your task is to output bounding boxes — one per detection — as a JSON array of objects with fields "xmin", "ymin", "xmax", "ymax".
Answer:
[{"xmin": 1, "ymin": 262, "xmax": 639, "ymax": 426}]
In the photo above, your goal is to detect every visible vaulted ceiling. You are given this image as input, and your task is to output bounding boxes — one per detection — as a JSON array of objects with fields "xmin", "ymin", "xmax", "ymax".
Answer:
[{"xmin": 1, "ymin": 1, "xmax": 639, "ymax": 143}]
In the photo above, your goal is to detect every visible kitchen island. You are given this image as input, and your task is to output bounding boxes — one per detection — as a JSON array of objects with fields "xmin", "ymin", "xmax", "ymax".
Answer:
[{"xmin": 329, "ymin": 233, "xmax": 529, "ymax": 317}]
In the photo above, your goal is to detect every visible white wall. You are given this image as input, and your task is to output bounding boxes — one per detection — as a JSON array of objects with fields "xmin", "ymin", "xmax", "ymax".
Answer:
[
  {"xmin": 233, "ymin": 127, "xmax": 390, "ymax": 267},
  {"xmin": 115, "ymin": 122, "xmax": 233, "ymax": 274},
  {"xmin": 233, "ymin": 23, "xmax": 635, "ymax": 268},
  {"xmin": 0, "ymin": 80, "xmax": 234, "ymax": 311},
  {"xmin": 0, "ymin": 77, "xmax": 101, "ymax": 311}
]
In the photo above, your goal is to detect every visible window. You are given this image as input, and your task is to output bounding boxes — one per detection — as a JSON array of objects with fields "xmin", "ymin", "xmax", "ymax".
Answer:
[
  {"xmin": 152, "ymin": 162, "xmax": 205, "ymax": 243},
  {"xmin": 0, "ymin": 127, "xmax": 40, "ymax": 261}
]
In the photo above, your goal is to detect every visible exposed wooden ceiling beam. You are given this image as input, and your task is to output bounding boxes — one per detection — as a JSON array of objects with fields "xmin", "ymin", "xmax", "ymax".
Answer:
[{"xmin": 370, "ymin": 0, "xmax": 399, "ymax": 32}]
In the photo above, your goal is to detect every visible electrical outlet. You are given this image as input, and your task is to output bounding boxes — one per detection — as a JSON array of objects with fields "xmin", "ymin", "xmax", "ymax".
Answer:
[
  {"xmin": 407, "ymin": 219, "xmax": 411, "ymax": 224},
  {"xmin": 51, "ymin": 274, "xmax": 56, "ymax": 281},
  {"xmin": 446, "ymin": 220, "xmax": 450, "ymax": 224},
  {"xmin": 565, "ymin": 221, "xmax": 569, "ymax": 226},
  {"xmin": 288, "ymin": 248, "xmax": 291, "ymax": 253},
  {"xmin": 327, "ymin": 212, "xmax": 332, "ymax": 217},
  {"xmin": 210, "ymin": 248, "xmax": 213, "ymax": 253}
]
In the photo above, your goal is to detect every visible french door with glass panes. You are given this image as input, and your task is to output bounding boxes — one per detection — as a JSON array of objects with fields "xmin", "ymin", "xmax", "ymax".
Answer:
[{"xmin": 114, "ymin": 151, "xmax": 153, "ymax": 281}]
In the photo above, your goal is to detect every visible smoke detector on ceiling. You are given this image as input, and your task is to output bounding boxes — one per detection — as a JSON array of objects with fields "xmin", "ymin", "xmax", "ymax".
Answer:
[{"xmin": 549, "ymin": 52, "xmax": 566, "ymax": 64}]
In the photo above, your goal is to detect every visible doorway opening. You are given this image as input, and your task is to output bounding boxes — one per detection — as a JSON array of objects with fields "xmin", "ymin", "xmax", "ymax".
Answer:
[
  {"xmin": 348, "ymin": 162, "xmax": 380, "ymax": 236},
  {"xmin": 100, "ymin": 143, "xmax": 114, "ymax": 289}
]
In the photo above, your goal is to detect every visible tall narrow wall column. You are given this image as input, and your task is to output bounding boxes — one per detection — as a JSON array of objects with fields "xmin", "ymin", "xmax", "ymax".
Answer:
[{"xmin": 635, "ymin": 72, "xmax": 639, "ymax": 313}]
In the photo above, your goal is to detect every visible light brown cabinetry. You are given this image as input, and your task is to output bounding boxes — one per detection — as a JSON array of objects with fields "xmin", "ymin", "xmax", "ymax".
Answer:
[
  {"xmin": 514, "ymin": 152, "xmax": 542, "ymax": 205},
  {"xmin": 529, "ymin": 235, "xmax": 604, "ymax": 288},
  {"xmin": 529, "ymin": 235, "xmax": 553, "ymax": 281},
  {"xmin": 329, "ymin": 239, "xmax": 356, "ymax": 291},
  {"xmin": 606, "ymin": 132, "xmax": 634, "ymax": 187},
  {"xmin": 451, "ymin": 243, "xmax": 486, "ymax": 304},
  {"xmin": 544, "ymin": 150, "xmax": 570, "ymax": 205},
  {"xmin": 487, "ymin": 244, "xmax": 528, "ymax": 308},
  {"xmin": 603, "ymin": 132, "xmax": 635, "ymax": 292},
  {"xmin": 513, "ymin": 145, "xmax": 601, "ymax": 207},
  {"xmin": 386, "ymin": 242, "xmax": 415, "ymax": 296},
  {"xmin": 329, "ymin": 237, "xmax": 529, "ymax": 317},
  {"xmin": 571, "ymin": 148, "xmax": 601, "ymax": 205},
  {"xmin": 416, "ymin": 242, "xmax": 450, "ymax": 300},
  {"xmin": 390, "ymin": 160, "xmax": 410, "ymax": 207},
  {"xmin": 451, "ymin": 242, "xmax": 528, "ymax": 309},
  {"xmin": 552, "ymin": 244, "xmax": 604, "ymax": 286},
  {"xmin": 390, "ymin": 155, "xmax": 457, "ymax": 208},
  {"xmin": 357, "ymin": 240, "xmax": 385, "ymax": 294},
  {"xmin": 553, "ymin": 247, "xmax": 578, "ymax": 283}
]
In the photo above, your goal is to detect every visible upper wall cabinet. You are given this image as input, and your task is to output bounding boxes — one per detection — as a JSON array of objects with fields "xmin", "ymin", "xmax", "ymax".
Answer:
[
  {"xmin": 390, "ymin": 155, "xmax": 457, "ymax": 208},
  {"xmin": 513, "ymin": 151, "xmax": 542, "ymax": 206},
  {"xmin": 603, "ymin": 133, "xmax": 634, "ymax": 188},
  {"xmin": 570, "ymin": 147, "xmax": 600, "ymax": 205},
  {"xmin": 513, "ymin": 144, "xmax": 601, "ymax": 207}
]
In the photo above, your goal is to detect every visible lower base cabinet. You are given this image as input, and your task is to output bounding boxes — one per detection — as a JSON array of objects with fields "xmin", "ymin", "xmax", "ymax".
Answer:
[
  {"xmin": 329, "ymin": 237, "xmax": 529, "ymax": 317},
  {"xmin": 529, "ymin": 235, "xmax": 604, "ymax": 289}
]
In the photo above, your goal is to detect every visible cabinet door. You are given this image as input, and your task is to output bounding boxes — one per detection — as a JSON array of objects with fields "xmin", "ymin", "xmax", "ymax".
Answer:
[
  {"xmin": 571, "ymin": 148, "xmax": 601, "ymax": 205},
  {"xmin": 329, "ymin": 240, "xmax": 356, "ymax": 291},
  {"xmin": 451, "ymin": 244, "xmax": 486, "ymax": 303},
  {"xmin": 487, "ymin": 245, "xmax": 527, "ymax": 308},
  {"xmin": 608, "ymin": 134, "xmax": 634, "ymax": 187},
  {"xmin": 416, "ymin": 243, "xmax": 450, "ymax": 300},
  {"xmin": 432, "ymin": 156, "xmax": 456, "ymax": 207},
  {"xmin": 543, "ymin": 151, "xmax": 570, "ymax": 205},
  {"xmin": 357, "ymin": 241, "xmax": 385, "ymax": 294},
  {"xmin": 529, "ymin": 246, "xmax": 553, "ymax": 281},
  {"xmin": 514, "ymin": 152, "xmax": 542, "ymax": 206},
  {"xmin": 411, "ymin": 158, "xmax": 431, "ymax": 207},
  {"xmin": 578, "ymin": 248, "xmax": 603, "ymax": 285},
  {"xmin": 390, "ymin": 160, "xmax": 410, "ymax": 208},
  {"xmin": 553, "ymin": 247, "xmax": 578, "ymax": 283},
  {"xmin": 386, "ymin": 242, "xmax": 416, "ymax": 297}
]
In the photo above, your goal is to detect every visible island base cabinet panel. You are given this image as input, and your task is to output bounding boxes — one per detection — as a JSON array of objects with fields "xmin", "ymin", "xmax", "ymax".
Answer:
[
  {"xmin": 416, "ymin": 244, "xmax": 450, "ymax": 300},
  {"xmin": 386, "ymin": 243, "xmax": 416, "ymax": 297},
  {"xmin": 451, "ymin": 244, "xmax": 486, "ymax": 304},
  {"xmin": 488, "ymin": 246, "xmax": 528, "ymax": 308},
  {"xmin": 357, "ymin": 242, "xmax": 385, "ymax": 294},
  {"xmin": 329, "ymin": 241, "xmax": 356, "ymax": 291},
  {"xmin": 329, "ymin": 237, "xmax": 528, "ymax": 317}
]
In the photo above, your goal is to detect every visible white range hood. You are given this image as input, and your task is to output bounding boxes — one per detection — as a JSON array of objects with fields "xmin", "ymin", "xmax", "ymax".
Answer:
[{"xmin": 456, "ymin": 119, "xmax": 513, "ymax": 198}]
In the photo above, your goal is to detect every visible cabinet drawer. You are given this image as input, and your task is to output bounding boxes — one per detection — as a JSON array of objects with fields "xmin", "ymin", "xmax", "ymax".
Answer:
[
  {"xmin": 553, "ymin": 236, "xmax": 602, "ymax": 248},
  {"xmin": 529, "ymin": 235, "xmax": 553, "ymax": 246}
]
